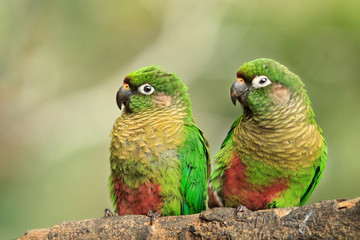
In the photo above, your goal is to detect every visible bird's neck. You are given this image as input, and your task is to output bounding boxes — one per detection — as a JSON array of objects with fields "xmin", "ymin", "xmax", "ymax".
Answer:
[
  {"xmin": 244, "ymin": 92, "xmax": 313, "ymax": 127},
  {"xmin": 234, "ymin": 93, "xmax": 323, "ymax": 168},
  {"xmin": 126, "ymin": 94, "xmax": 194, "ymax": 123},
  {"xmin": 111, "ymin": 103, "xmax": 190, "ymax": 163}
]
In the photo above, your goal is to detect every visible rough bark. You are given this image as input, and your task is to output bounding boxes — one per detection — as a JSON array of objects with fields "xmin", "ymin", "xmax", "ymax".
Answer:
[{"xmin": 19, "ymin": 198, "xmax": 360, "ymax": 240}]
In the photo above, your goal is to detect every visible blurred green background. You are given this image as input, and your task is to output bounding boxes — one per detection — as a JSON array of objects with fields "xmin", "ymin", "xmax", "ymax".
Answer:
[{"xmin": 1, "ymin": 0, "xmax": 359, "ymax": 238}]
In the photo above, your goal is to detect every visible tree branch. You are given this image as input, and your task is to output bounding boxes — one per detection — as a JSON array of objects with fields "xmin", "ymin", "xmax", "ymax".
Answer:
[{"xmin": 19, "ymin": 198, "xmax": 360, "ymax": 239}]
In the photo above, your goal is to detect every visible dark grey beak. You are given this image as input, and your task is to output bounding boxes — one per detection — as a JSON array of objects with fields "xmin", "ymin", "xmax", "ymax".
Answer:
[
  {"xmin": 230, "ymin": 79, "xmax": 249, "ymax": 106},
  {"xmin": 116, "ymin": 86, "xmax": 132, "ymax": 110}
]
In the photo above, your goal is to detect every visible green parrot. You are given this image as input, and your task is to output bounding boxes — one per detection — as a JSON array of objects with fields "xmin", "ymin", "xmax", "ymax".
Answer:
[
  {"xmin": 209, "ymin": 58, "xmax": 327, "ymax": 210},
  {"xmin": 109, "ymin": 66, "xmax": 209, "ymax": 217}
]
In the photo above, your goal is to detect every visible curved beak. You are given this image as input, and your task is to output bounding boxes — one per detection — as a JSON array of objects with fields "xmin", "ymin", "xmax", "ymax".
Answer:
[
  {"xmin": 230, "ymin": 78, "xmax": 249, "ymax": 106},
  {"xmin": 116, "ymin": 86, "xmax": 132, "ymax": 110}
]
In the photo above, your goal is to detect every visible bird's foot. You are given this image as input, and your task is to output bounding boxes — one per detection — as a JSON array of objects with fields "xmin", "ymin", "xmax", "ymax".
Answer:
[
  {"xmin": 234, "ymin": 204, "xmax": 250, "ymax": 220},
  {"xmin": 236, "ymin": 205, "xmax": 249, "ymax": 212},
  {"xmin": 104, "ymin": 208, "xmax": 118, "ymax": 217},
  {"xmin": 147, "ymin": 210, "xmax": 160, "ymax": 225}
]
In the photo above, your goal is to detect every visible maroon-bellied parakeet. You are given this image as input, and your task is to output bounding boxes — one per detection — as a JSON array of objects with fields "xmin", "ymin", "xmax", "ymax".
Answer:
[
  {"xmin": 109, "ymin": 66, "xmax": 209, "ymax": 217},
  {"xmin": 209, "ymin": 58, "xmax": 327, "ymax": 210}
]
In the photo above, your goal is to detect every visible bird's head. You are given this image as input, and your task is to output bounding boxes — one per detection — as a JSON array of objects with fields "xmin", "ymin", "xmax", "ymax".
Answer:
[
  {"xmin": 116, "ymin": 66, "xmax": 190, "ymax": 114},
  {"xmin": 230, "ymin": 58, "xmax": 306, "ymax": 115}
]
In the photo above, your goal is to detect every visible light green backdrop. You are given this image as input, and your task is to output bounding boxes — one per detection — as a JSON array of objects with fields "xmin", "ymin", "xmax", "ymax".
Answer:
[{"xmin": 1, "ymin": 0, "xmax": 359, "ymax": 239}]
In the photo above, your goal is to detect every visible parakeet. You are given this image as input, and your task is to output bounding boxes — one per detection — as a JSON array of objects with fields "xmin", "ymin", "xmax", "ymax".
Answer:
[
  {"xmin": 109, "ymin": 66, "xmax": 209, "ymax": 216},
  {"xmin": 209, "ymin": 58, "xmax": 327, "ymax": 210}
]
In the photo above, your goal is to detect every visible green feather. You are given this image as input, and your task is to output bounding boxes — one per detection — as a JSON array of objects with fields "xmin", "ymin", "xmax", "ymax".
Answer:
[
  {"xmin": 220, "ymin": 115, "xmax": 242, "ymax": 149},
  {"xmin": 179, "ymin": 124, "xmax": 209, "ymax": 214},
  {"xmin": 300, "ymin": 140, "xmax": 327, "ymax": 205}
]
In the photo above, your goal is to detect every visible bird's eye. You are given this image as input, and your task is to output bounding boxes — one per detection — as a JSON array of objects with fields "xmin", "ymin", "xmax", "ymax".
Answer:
[
  {"xmin": 259, "ymin": 78, "xmax": 267, "ymax": 84},
  {"xmin": 138, "ymin": 84, "xmax": 155, "ymax": 95},
  {"xmin": 252, "ymin": 75, "xmax": 272, "ymax": 89}
]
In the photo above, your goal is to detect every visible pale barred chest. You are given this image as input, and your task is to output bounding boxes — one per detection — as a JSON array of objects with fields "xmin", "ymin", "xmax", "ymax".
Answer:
[
  {"xmin": 111, "ymin": 109, "xmax": 186, "ymax": 164},
  {"xmin": 234, "ymin": 98, "xmax": 323, "ymax": 170}
]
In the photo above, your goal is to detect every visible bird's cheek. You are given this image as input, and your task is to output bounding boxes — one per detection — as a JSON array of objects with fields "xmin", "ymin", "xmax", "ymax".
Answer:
[
  {"xmin": 127, "ymin": 96, "xmax": 143, "ymax": 113},
  {"xmin": 128, "ymin": 95, "xmax": 155, "ymax": 113},
  {"xmin": 153, "ymin": 93, "xmax": 172, "ymax": 107},
  {"xmin": 269, "ymin": 84, "xmax": 291, "ymax": 104}
]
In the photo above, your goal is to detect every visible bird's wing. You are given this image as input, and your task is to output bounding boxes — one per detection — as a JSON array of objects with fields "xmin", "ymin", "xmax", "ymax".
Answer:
[
  {"xmin": 300, "ymin": 138, "xmax": 327, "ymax": 205},
  {"xmin": 220, "ymin": 115, "xmax": 242, "ymax": 149},
  {"xmin": 179, "ymin": 124, "xmax": 210, "ymax": 214}
]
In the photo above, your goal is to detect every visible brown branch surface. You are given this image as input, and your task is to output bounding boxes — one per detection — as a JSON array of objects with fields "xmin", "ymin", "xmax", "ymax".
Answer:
[{"xmin": 19, "ymin": 198, "xmax": 360, "ymax": 240}]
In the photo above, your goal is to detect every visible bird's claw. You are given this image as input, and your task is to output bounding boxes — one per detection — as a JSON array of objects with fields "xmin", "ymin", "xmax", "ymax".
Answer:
[
  {"xmin": 104, "ymin": 208, "xmax": 118, "ymax": 217},
  {"xmin": 236, "ymin": 205, "xmax": 249, "ymax": 212},
  {"xmin": 236, "ymin": 204, "xmax": 250, "ymax": 213},
  {"xmin": 234, "ymin": 204, "xmax": 251, "ymax": 220},
  {"xmin": 104, "ymin": 208, "xmax": 114, "ymax": 217},
  {"xmin": 147, "ymin": 210, "xmax": 160, "ymax": 225}
]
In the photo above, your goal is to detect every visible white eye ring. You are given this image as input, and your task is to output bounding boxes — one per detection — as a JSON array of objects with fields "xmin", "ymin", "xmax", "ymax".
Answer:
[
  {"xmin": 138, "ymin": 84, "xmax": 155, "ymax": 95},
  {"xmin": 252, "ymin": 75, "xmax": 272, "ymax": 89}
]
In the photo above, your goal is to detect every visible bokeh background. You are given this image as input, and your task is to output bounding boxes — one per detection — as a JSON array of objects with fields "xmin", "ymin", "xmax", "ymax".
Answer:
[{"xmin": 1, "ymin": 0, "xmax": 359, "ymax": 238}]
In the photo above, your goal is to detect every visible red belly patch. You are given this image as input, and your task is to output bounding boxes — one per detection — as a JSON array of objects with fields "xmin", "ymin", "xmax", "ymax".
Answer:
[
  {"xmin": 111, "ymin": 176, "xmax": 163, "ymax": 215},
  {"xmin": 222, "ymin": 154, "xmax": 288, "ymax": 210}
]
